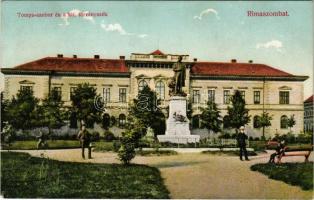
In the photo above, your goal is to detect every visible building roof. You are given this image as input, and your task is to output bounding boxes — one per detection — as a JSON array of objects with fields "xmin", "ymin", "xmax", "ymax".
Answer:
[
  {"xmin": 12, "ymin": 56, "xmax": 128, "ymax": 73},
  {"xmin": 150, "ymin": 49, "xmax": 165, "ymax": 55},
  {"xmin": 304, "ymin": 95, "xmax": 313, "ymax": 103},
  {"xmin": 191, "ymin": 62, "xmax": 293, "ymax": 77},
  {"xmin": 1, "ymin": 55, "xmax": 307, "ymax": 81}
]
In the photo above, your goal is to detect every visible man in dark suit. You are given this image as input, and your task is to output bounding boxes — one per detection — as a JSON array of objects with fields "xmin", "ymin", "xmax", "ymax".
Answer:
[
  {"xmin": 237, "ymin": 126, "xmax": 249, "ymax": 161},
  {"xmin": 77, "ymin": 125, "xmax": 92, "ymax": 159}
]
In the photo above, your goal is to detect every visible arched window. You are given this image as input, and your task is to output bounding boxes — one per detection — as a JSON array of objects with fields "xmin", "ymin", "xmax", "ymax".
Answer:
[
  {"xmin": 192, "ymin": 115, "xmax": 201, "ymax": 129},
  {"xmin": 280, "ymin": 115, "xmax": 288, "ymax": 129},
  {"xmin": 138, "ymin": 80, "xmax": 148, "ymax": 93},
  {"xmin": 223, "ymin": 115, "xmax": 230, "ymax": 129},
  {"xmin": 156, "ymin": 81, "xmax": 165, "ymax": 100},
  {"xmin": 102, "ymin": 113, "xmax": 110, "ymax": 130},
  {"xmin": 119, "ymin": 114, "xmax": 126, "ymax": 128},
  {"xmin": 69, "ymin": 111, "xmax": 78, "ymax": 128},
  {"xmin": 253, "ymin": 116, "xmax": 259, "ymax": 128}
]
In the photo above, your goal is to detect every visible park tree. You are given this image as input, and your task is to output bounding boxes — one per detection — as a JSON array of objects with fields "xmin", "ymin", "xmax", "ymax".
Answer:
[
  {"xmin": 118, "ymin": 85, "xmax": 165, "ymax": 165},
  {"xmin": 128, "ymin": 85, "xmax": 166, "ymax": 137},
  {"xmin": 255, "ymin": 112, "xmax": 273, "ymax": 139},
  {"xmin": 225, "ymin": 90, "xmax": 251, "ymax": 133},
  {"xmin": 1, "ymin": 92, "xmax": 8, "ymax": 131},
  {"xmin": 200, "ymin": 101, "xmax": 222, "ymax": 134},
  {"xmin": 70, "ymin": 83, "xmax": 103, "ymax": 128},
  {"xmin": 4, "ymin": 88, "xmax": 40, "ymax": 130},
  {"xmin": 287, "ymin": 114, "xmax": 296, "ymax": 132},
  {"xmin": 40, "ymin": 88, "xmax": 67, "ymax": 136}
]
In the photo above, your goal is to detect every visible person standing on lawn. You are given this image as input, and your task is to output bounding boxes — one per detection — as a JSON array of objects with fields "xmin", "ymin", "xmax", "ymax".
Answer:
[
  {"xmin": 236, "ymin": 126, "xmax": 249, "ymax": 161},
  {"xmin": 77, "ymin": 125, "xmax": 92, "ymax": 159},
  {"xmin": 37, "ymin": 131, "xmax": 47, "ymax": 149}
]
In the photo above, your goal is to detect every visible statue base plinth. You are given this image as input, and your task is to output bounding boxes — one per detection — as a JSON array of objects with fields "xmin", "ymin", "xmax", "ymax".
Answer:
[
  {"xmin": 157, "ymin": 96, "xmax": 200, "ymax": 144},
  {"xmin": 157, "ymin": 134, "xmax": 200, "ymax": 144}
]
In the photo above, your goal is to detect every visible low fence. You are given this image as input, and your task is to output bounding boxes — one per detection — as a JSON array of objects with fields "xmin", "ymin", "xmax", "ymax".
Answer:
[{"xmin": 157, "ymin": 138, "xmax": 250, "ymax": 148}]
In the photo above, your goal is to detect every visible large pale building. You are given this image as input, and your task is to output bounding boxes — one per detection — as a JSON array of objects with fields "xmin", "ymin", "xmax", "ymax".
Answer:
[
  {"xmin": 1, "ymin": 50, "xmax": 308, "ymax": 138},
  {"xmin": 304, "ymin": 95, "xmax": 313, "ymax": 133}
]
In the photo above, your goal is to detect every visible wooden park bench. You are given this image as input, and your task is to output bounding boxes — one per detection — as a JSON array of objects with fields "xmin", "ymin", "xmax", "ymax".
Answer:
[{"xmin": 266, "ymin": 140, "xmax": 313, "ymax": 163}]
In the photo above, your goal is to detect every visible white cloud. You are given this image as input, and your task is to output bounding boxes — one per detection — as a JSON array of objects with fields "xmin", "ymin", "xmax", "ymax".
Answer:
[
  {"xmin": 100, "ymin": 23, "xmax": 147, "ymax": 38},
  {"xmin": 59, "ymin": 9, "xmax": 95, "ymax": 26},
  {"xmin": 256, "ymin": 40, "xmax": 283, "ymax": 52},
  {"xmin": 194, "ymin": 8, "xmax": 220, "ymax": 20},
  {"xmin": 100, "ymin": 23, "xmax": 130, "ymax": 35}
]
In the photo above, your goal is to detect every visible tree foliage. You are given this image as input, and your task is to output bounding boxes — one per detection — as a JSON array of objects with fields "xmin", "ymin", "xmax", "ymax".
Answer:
[
  {"xmin": 40, "ymin": 88, "xmax": 67, "ymax": 134},
  {"xmin": 255, "ymin": 111, "xmax": 272, "ymax": 138},
  {"xmin": 3, "ymin": 89, "xmax": 40, "ymax": 130},
  {"xmin": 287, "ymin": 114, "xmax": 296, "ymax": 132},
  {"xmin": 225, "ymin": 90, "xmax": 251, "ymax": 131},
  {"xmin": 128, "ymin": 85, "xmax": 166, "ymax": 137},
  {"xmin": 70, "ymin": 83, "xmax": 103, "ymax": 128},
  {"xmin": 200, "ymin": 101, "xmax": 222, "ymax": 133},
  {"xmin": 118, "ymin": 85, "xmax": 166, "ymax": 165},
  {"xmin": 117, "ymin": 130, "xmax": 138, "ymax": 165}
]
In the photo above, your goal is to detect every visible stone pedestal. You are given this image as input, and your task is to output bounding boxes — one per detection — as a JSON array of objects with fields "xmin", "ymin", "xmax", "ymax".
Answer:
[{"xmin": 157, "ymin": 96, "xmax": 200, "ymax": 144}]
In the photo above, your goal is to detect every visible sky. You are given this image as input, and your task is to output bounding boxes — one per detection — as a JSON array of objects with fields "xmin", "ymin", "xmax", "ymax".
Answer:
[{"xmin": 0, "ymin": 1, "xmax": 313, "ymax": 99}]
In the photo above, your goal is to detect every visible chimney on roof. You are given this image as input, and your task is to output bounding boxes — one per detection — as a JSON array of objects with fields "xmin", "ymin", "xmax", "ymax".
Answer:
[
  {"xmin": 193, "ymin": 58, "xmax": 197, "ymax": 62},
  {"xmin": 248, "ymin": 60, "xmax": 253, "ymax": 63},
  {"xmin": 57, "ymin": 54, "xmax": 63, "ymax": 58},
  {"xmin": 231, "ymin": 59, "xmax": 237, "ymax": 63},
  {"xmin": 94, "ymin": 55, "xmax": 100, "ymax": 59},
  {"xmin": 73, "ymin": 55, "xmax": 77, "ymax": 58},
  {"xmin": 120, "ymin": 56, "xmax": 125, "ymax": 60}
]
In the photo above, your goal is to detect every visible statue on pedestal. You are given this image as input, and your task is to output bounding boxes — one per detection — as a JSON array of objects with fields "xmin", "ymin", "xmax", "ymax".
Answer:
[{"xmin": 169, "ymin": 56, "xmax": 186, "ymax": 96}]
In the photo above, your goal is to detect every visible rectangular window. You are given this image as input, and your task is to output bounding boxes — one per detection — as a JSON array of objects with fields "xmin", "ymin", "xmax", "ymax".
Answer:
[
  {"xmin": 240, "ymin": 91, "xmax": 245, "ymax": 100},
  {"xmin": 53, "ymin": 87, "xmax": 62, "ymax": 97},
  {"xmin": 193, "ymin": 90, "xmax": 200, "ymax": 104},
  {"xmin": 119, "ymin": 88, "xmax": 127, "ymax": 103},
  {"xmin": 208, "ymin": 90, "xmax": 215, "ymax": 103},
  {"xmin": 223, "ymin": 90, "xmax": 230, "ymax": 104},
  {"xmin": 20, "ymin": 85, "xmax": 33, "ymax": 92},
  {"xmin": 70, "ymin": 87, "xmax": 77, "ymax": 101},
  {"xmin": 254, "ymin": 91, "xmax": 260, "ymax": 104},
  {"xmin": 103, "ymin": 88, "xmax": 110, "ymax": 103},
  {"xmin": 279, "ymin": 91, "xmax": 289, "ymax": 104}
]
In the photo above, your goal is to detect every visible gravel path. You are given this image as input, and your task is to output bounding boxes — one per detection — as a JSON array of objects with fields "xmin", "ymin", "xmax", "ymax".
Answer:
[{"xmin": 9, "ymin": 149, "xmax": 314, "ymax": 199}]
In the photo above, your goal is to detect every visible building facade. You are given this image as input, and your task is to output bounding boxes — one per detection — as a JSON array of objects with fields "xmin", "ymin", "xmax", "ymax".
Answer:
[
  {"xmin": 304, "ymin": 95, "xmax": 313, "ymax": 133},
  {"xmin": 1, "ymin": 50, "xmax": 308, "ymax": 138}
]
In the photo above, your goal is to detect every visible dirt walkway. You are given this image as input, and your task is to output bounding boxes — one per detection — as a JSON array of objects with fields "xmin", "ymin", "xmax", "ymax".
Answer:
[{"xmin": 9, "ymin": 149, "xmax": 314, "ymax": 199}]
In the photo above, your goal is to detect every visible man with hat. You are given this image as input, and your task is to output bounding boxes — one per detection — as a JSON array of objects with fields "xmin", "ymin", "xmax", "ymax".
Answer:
[
  {"xmin": 236, "ymin": 126, "xmax": 249, "ymax": 161},
  {"xmin": 77, "ymin": 125, "xmax": 92, "ymax": 159}
]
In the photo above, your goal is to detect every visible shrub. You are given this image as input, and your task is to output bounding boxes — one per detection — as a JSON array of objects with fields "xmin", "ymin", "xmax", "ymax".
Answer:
[
  {"xmin": 218, "ymin": 133, "xmax": 231, "ymax": 139},
  {"xmin": 117, "ymin": 130, "xmax": 138, "ymax": 165},
  {"xmin": 118, "ymin": 143, "xmax": 136, "ymax": 165},
  {"xmin": 103, "ymin": 130, "xmax": 115, "ymax": 141},
  {"xmin": 91, "ymin": 131, "xmax": 100, "ymax": 141},
  {"xmin": 113, "ymin": 140, "xmax": 121, "ymax": 152}
]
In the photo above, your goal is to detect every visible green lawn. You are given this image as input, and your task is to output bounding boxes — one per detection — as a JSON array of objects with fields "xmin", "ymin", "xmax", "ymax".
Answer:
[
  {"xmin": 251, "ymin": 162, "xmax": 313, "ymax": 190},
  {"xmin": 1, "ymin": 152, "xmax": 170, "ymax": 198},
  {"xmin": 2, "ymin": 140, "xmax": 80, "ymax": 150},
  {"xmin": 93, "ymin": 141, "xmax": 119, "ymax": 152},
  {"xmin": 137, "ymin": 150, "xmax": 178, "ymax": 156}
]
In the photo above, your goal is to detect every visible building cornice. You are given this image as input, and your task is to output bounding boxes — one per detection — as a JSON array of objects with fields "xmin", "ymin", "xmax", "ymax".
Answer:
[
  {"xmin": 190, "ymin": 74, "xmax": 309, "ymax": 82},
  {"xmin": 1, "ymin": 69, "xmax": 131, "ymax": 78}
]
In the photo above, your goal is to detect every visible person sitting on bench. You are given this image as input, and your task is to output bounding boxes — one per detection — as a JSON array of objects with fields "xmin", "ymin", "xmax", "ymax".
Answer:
[{"xmin": 268, "ymin": 140, "xmax": 285, "ymax": 163}]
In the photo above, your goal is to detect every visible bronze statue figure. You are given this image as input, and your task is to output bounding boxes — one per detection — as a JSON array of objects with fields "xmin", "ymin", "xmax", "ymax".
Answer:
[{"xmin": 169, "ymin": 56, "xmax": 186, "ymax": 96}]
